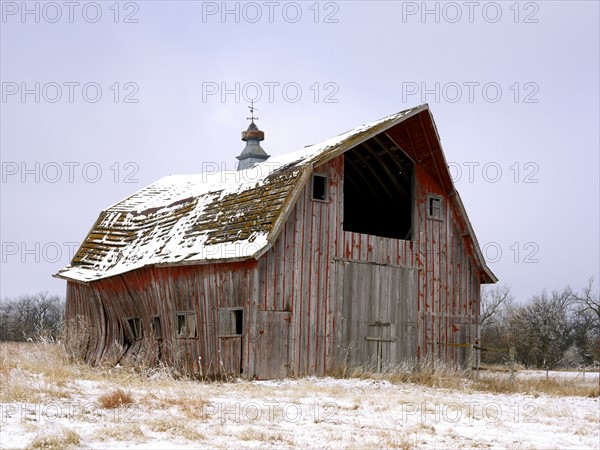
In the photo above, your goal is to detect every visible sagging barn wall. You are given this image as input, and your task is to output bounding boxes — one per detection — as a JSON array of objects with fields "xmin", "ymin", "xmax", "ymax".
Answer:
[
  {"xmin": 67, "ymin": 261, "xmax": 257, "ymax": 377},
  {"xmin": 66, "ymin": 135, "xmax": 483, "ymax": 378}
]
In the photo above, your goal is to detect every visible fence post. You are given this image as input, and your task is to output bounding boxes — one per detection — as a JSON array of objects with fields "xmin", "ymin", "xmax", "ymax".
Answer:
[
  {"xmin": 468, "ymin": 343, "xmax": 474, "ymax": 379},
  {"xmin": 474, "ymin": 339, "xmax": 480, "ymax": 380},
  {"xmin": 509, "ymin": 346, "xmax": 515, "ymax": 385}
]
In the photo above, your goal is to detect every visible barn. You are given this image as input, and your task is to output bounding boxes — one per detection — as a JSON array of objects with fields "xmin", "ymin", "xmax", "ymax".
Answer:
[{"xmin": 55, "ymin": 103, "xmax": 497, "ymax": 379}]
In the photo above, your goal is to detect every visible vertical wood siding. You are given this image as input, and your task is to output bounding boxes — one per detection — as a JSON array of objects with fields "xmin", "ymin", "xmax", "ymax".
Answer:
[{"xmin": 253, "ymin": 154, "xmax": 482, "ymax": 375}]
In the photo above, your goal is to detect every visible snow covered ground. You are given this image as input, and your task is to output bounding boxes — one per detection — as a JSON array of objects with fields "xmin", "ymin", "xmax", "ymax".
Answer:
[{"xmin": 1, "ymin": 370, "xmax": 598, "ymax": 449}]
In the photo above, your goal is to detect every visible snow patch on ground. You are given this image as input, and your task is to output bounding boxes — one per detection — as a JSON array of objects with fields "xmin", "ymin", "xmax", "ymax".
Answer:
[{"xmin": 1, "ymin": 374, "xmax": 598, "ymax": 449}]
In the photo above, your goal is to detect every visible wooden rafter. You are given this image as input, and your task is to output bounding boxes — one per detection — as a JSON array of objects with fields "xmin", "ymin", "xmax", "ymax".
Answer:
[
  {"xmin": 372, "ymin": 135, "xmax": 413, "ymax": 188},
  {"xmin": 418, "ymin": 113, "xmax": 446, "ymax": 192},
  {"xmin": 362, "ymin": 140, "xmax": 409, "ymax": 202},
  {"xmin": 346, "ymin": 144, "xmax": 397, "ymax": 205}
]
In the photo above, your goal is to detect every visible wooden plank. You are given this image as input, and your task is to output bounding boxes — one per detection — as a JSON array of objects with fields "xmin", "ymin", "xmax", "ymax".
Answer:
[{"xmin": 246, "ymin": 264, "xmax": 259, "ymax": 378}]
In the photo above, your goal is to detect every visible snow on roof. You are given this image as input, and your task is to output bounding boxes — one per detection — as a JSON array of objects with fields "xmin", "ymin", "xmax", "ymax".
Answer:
[{"xmin": 55, "ymin": 106, "xmax": 423, "ymax": 283}]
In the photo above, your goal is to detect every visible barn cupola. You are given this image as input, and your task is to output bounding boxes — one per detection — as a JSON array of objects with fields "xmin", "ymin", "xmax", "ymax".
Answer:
[{"xmin": 236, "ymin": 102, "xmax": 270, "ymax": 171}]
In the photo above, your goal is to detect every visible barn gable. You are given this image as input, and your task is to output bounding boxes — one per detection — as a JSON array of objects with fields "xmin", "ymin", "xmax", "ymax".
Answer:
[{"xmin": 55, "ymin": 104, "xmax": 495, "ymax": 284}]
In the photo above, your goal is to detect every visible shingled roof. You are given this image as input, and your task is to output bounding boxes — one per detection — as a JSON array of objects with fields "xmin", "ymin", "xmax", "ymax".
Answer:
[{"xmin": 55, "ymin": 104, "xmax": 496, "ymax": 284}]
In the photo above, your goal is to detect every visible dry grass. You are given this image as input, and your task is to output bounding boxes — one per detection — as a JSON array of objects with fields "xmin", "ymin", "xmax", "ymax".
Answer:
[
  {"xmin": 0, "ymin": 341, "xmax": 179, "ymax": 390},
  {"xmin": 97, "ymin": 388, "xmax": 134, "ymax": 409},
  {"xmin": 239, "ymin": 427, "xmax": 271, "ymax": 442},
  {"xmin": 0, "ymin": 370, "xmax": 43, "ymax": 403},
  {"xmin": 1, "ymin": 341, "xmax": 78, "ymax": 384},
  {"xmin": 472, "ymin": 373, "xmax": 600, "ymax": 397},
  {"xmin": 92, "ymin": 423, "xmax": 147, "ymax": 442},
  {"xmin": 2, "ymin": 342, "xmax": 598, "ymax": 404},
  {"xmin": 0, "ymin": 342, "xmax": 79, "ymax": 403},
  {"xmin": 330, "ymin": 358, "xmax": 599, "ymax": 397},
  {"xmin": 238, "ymin": 427, "xmax": 295, "ymax": 446},
  {"xmin": 138, "ymin": 379, "xmax": 210, "ymax": 413},
  {"xmin": 0, "ymin": 372, "xmax": 74, "ymax": 403},
  {"xmin": 27, "ymin": 427, "xmax": 80, "ymax": 449},
  {"xmin": 2, "ymin": 342, "xmax": 598, "ymax": 449},
  {"xmin": 147, "ymin": 418, "xmax": 207, "ymax": 441},
  {"xmin": 332, "ymin": 359, "xmax": 469, "ymax": 390},
  {"xmin": 150, "ymin": 386, "xmax": 209, "ymax": 419}
]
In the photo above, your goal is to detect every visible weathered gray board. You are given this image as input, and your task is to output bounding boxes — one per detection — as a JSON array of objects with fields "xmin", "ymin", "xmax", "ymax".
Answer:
[{"xmin": 340, "ymin": 261, "xmax": 418, "ymax": 369}]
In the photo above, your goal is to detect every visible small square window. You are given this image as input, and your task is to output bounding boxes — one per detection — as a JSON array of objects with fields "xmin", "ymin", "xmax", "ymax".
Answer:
[
  {"xmin": 151, "ymin": 315, "xmax": 162, "ymax": 340},
  {"xmin": 218, "ymin": 308, "xmax": 244, "ymax": 337},
  {"xmin": 427, "ymin": 195, "xmax": 443, "ymax": 220},
  {"xmin": 312, "ymin": 175, "xmax": 328, "ymax": 201},
  {"xmin": 127, "ymin": 317, "xmax": 143, "ymax": 340},
  {"xmin": 176, "ymin": 312, "xmax": 197, "ymax": 339}
]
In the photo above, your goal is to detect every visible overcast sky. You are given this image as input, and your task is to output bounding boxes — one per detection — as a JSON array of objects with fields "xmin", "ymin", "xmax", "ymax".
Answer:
[{"xmin": 1, "ymin": 1, "xmax": 598, "ymax": 302}]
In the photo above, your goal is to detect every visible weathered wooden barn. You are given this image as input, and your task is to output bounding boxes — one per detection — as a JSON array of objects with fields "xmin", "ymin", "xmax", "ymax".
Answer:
[{"xmin": 55, "ymin": 104, "xmax": 497, "ymax": 379}]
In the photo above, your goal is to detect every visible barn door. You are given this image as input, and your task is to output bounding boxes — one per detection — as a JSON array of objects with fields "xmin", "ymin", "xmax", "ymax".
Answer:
[
  {"xmin": 218, "ymin": 308, "xmax": 244, "ymax": 376},
  {"xmin": 255, "ymin": 310, "xmax": 290, "ymax": 379},
  {"xmin": 342, "ymin": 261, "xmax": 417, "ymax": 369}
]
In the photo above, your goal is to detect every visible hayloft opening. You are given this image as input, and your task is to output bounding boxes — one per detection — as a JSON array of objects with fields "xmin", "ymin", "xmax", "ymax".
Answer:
[{"xmin": 343, "ymin": 134, "xmax": 414, "ymax": 240}]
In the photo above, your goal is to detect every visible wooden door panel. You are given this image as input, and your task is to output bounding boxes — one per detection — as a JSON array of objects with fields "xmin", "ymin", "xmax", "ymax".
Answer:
[
  {"xmin": 255, "ymin": 311, "xmax": 290, "ymax": 379},
  {"xmin": 342, "ymin": 261, "xmax": 418, "ymax": 368},
  {"xmin": 218, "ymin": 337, "xmax": 242, "ymax": 376}
]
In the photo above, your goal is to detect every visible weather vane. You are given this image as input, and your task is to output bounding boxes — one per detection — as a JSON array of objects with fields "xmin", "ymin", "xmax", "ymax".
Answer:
[{"xmin": 247, "ymin": 100, "xmax": 258, "ymax": 122}]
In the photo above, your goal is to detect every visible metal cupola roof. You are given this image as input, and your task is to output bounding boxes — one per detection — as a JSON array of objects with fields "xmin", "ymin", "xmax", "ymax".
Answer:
[{"xmin": 236, "ymin": 103, "xmax": 270, "ymax": 171}]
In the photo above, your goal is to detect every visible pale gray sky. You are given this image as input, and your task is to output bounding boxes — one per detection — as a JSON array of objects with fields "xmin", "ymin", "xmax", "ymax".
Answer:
[{"xmin": 1, "ymin": 1, "xmax": 599, "ymax": 301}]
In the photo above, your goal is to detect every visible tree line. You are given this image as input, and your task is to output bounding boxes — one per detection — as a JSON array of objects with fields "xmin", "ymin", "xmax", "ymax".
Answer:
[
  {"xmin": 480, "ymin": 278, "xmax": 599, "ymax": 368},
  {"xmin": 0, "ymin": 292, "xmax": 64, "ymax": 342}
]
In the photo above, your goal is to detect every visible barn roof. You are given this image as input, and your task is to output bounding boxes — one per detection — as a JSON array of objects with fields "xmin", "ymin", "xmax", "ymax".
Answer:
[{"xmin": 55, "ymin": 104, "xmax": 497, "ymax": 284}]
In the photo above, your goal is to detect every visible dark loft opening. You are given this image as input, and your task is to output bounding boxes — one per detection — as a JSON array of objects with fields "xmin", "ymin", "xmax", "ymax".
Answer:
[
  {"xmin": 343, "ymin": 133, "xmax": 414, "ymax": 240},
  {"xmin": 233, "ymin": 309, "xmax": 243, "ymax": 335},
  {"xmin": 312, "ymin": 175, "xmax": 327, "ymax": 201}
]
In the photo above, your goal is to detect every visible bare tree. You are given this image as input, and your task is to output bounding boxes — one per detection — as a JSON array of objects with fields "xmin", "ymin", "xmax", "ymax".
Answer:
[
  {"xmin": 568, "ymin": 278, "xmax": 600, "ymax": 364},
  {"xmin": 480, "ymin": 285, "xmax": 512, "ymax": 328},
  {"xmin": 505, "ymin": 289, "xmax": 573, "ymax": 369},
  {"xmin": 479, "ymin": 280, "xmax": 599, "ymax": 368},
  {"xmin": 568, "ymin": 277, "xmax": 600, "ymax": 325},
  {"xmin": 479, "ymin": 285, "xmax": 513, "ymax": 364},
  {"xmin": 0, "ymin": 292, "xmax": 65, "ymax": 342}
]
